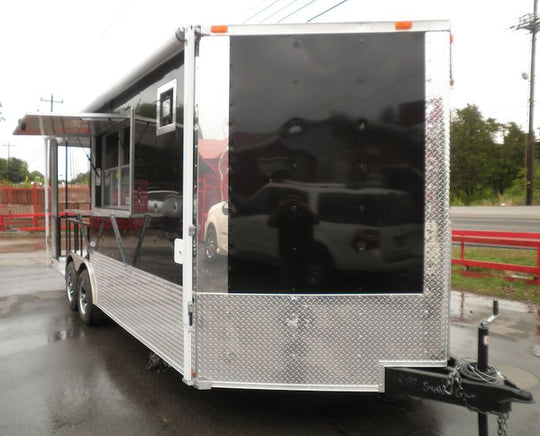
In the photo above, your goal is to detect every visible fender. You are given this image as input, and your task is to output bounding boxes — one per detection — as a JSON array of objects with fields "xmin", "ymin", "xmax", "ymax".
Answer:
[{"xmin": 66, "ymin": 253, "xmax": 99, "ymax": 305}]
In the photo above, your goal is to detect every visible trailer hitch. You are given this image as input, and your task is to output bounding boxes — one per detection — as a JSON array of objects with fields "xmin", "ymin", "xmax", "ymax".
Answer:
[{"xmin": 386, "ymin": 301, "xmax": 534, "ymax": 436}]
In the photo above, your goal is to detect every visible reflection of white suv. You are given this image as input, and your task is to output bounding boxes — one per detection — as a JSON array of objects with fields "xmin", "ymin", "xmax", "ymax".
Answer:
[{"xmin": 204, "ymin": 182, "xmax": 423, "ymax": 274}]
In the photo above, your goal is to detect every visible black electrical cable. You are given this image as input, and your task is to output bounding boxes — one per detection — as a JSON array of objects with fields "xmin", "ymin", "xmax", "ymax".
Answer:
[
  {"xmin": 307, "ymin": 0, "xmax": 349, "ymax": 22},
  {"xmin": 460, "ymin": 363, "xmax": 503, "ymax": 385}
]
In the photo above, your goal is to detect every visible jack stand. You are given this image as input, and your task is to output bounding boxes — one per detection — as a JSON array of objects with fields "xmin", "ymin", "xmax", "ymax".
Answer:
[{"xmin": 477, "ymin": 301, "xmax": 499, "ymax": 436}]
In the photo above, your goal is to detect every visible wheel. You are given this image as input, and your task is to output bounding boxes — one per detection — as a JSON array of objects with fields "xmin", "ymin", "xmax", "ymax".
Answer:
[
  {"xmin": 77, "ymin": 269, "xmax": 103, "ymax": 325},
  {"xmin": 205, "ymin": 225, "xmax": 218, "ymax": 261},
  {"xmin": 65, "ymin": 262, "xmax": 79, "ymax": 312}
]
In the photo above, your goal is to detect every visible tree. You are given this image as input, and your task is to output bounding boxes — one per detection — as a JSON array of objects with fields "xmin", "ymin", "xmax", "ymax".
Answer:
[
  {"xmin": 450, "ymin": 105, "xmax": 500, "ymax": 204},
  {"xmin": 71, "ymin": 171, "xmax": 89, "ymax": 185},
  {"xmin": 0, "ymin": 157, "xmax": 28, "ymax": 183},
  {"xmin": 487, "ymin": 122, "xmax": 526, "ymax": 195},
  {"xmin": 28, "ymin": 170, "xmax": 44, "ymax": 183}
]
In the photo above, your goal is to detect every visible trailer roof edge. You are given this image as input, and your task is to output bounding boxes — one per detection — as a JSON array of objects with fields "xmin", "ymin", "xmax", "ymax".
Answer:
[{"xmin": 84, "ymin": 30, "xmax": 185, "ymax": 113}]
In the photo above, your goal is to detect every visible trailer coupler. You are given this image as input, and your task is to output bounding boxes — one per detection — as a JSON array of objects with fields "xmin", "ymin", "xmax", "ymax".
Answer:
[
  {"xmin": 385, "ymin": 357, "xmax": 533, "ymax": 415},
  {"xmin": 386, "ymin": 300, "xmax": 534, "ymax": 436}
]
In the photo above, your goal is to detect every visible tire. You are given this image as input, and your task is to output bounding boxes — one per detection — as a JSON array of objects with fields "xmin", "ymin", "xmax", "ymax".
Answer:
[
  {"xmin": 205, "ymin": 225, "xmax": 218, "ymax": 261},
  {"xmin": 65, "ymin": 262, "xmax": 79, "ymax": 312},
  {"xmin": 77, "ymin": 269, "xmax": 103, "ymax": 325}
]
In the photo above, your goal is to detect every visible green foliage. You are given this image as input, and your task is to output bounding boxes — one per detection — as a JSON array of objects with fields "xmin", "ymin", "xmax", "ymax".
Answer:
[
  {"xmin": 450, "ymin": 105, "xmax": 529, "ymax": 205},
  {"xmin": 489, "ymin": 122, "xmax": 526, "ymax": 194},
  {"xmin": 504, "ymin": 167, "xmax": 540, "ymax": 205},
  {"xmin": 451, "ymin": 246, "xmax": 539, "ymax": 304},
  {"xmin": 0, "ymin": 157, "xmax": 29, "ymax": 183},
  {"xmin": 70, "ymin": 171, "xmax": 89, "ymax": 185},
  {"xmin": 28, "ymin": 170, "xmax": 44, "ymax": 182}
]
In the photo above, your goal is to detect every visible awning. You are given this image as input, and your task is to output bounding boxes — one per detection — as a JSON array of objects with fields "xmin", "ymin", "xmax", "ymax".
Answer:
[{"xmin": 13, "ymin": 112, "xmax": 130, "ymax": 145}]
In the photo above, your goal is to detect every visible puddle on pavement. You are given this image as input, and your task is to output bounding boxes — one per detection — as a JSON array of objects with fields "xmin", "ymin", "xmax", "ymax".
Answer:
[
  {"xmin": 451, "ymin": 291, "xmax": 476, "ymax": 323},
  {"xmin": 450, "ymin": 291, "xmax": 539, "ymax": 341},
  {"xmin": 49, "ymin": 326, "xmax": 84, "ymax": 343}
]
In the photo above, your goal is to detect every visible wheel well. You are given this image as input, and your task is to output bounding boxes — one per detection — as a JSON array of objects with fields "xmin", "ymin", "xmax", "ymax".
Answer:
[
  {"xmin": 65, "ymin": 257, "xmax": 86, "ymax": 277},
  {"xmin": 67, "ymin": 253, "xmax": 89, "ymax": 274}
]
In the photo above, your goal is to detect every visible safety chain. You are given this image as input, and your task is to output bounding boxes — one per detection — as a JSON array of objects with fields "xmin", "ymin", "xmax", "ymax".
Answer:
[
  {"xmin": 444, "ymin": 364, "xmax": 464, "ymax": 398},
  {"xmin": 497, "ymin": 412, "xmax": 509, "ymax": 436},
  {"xmin": 445, "ymin": 362, "xmax": 510, "ymax": 436}
]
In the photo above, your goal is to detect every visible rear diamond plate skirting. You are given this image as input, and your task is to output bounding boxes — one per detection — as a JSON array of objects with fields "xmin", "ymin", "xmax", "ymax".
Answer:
[
  {"xmin": 91, "ymin": 251, "xmax": 184, "ymax": 373},
  {"xmin": 195, "ymin": 294, "xmax": 447, "ymax": 390},
  {"xmin": 193, "ymin": 30, "xmax": 451, "ymax": 391}
]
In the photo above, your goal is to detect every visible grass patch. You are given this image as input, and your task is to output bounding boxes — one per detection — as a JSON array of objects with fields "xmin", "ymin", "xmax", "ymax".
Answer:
[{"xmin": 451, "ymin": 245, "xmax": 540, "ymax": 304}]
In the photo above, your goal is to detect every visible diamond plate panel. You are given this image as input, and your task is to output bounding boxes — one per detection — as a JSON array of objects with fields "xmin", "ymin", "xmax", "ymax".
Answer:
[
  {"xmin": 195, "ymin": 294, "xmax": 447, "ymax": 389},
  {"xmin": 91, "ymin": 251, "xmax": 184, "ymax": 373},
  {"xmin": 193, "ymin": 29, "xmax": 451, "ymax": 391}
]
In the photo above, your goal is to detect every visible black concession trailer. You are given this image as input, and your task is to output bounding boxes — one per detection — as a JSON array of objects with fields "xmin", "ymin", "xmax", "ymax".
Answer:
[{"xmin": 14, "ymin": 21, "xmax": 532, "ymax": 435}]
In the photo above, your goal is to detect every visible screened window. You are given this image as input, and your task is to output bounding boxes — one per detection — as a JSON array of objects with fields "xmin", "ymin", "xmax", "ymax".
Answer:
[{"xmin": 100, "ymin": 129, "xmax": 130, "ymax": 209}]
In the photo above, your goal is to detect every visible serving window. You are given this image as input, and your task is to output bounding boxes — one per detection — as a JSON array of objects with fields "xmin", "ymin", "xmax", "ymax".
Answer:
[{"xmin": 98, "ymin": 127, "xmax": 131, "ymax": 209}]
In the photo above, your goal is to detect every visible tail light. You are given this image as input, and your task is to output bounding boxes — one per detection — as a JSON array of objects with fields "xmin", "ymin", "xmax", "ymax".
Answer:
[{"xmin": 352, "ymin": 229, "xmax": 380, "ymax": 252}]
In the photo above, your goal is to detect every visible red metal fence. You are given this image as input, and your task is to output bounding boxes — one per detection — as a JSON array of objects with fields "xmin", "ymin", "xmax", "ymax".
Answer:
[
  {"xmin": 3, "ymin": 189, "xmax": 539, "ymax": 286},
  {"xmin": 0, "ymin": 185, "xmax": 90, "ymax": 231},
  {"xmin": 452, "ymin": 229, "xmax": 540, "ymax": 285}
]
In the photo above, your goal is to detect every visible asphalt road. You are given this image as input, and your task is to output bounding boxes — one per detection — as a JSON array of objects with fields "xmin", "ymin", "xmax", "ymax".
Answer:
[
  {"xmin": 451, "ymin": 206, "xmax": 540, "ymax": 233},
  {"xmin": 0, "ymin": 256, "xmax": 538, "ymax": 435}
]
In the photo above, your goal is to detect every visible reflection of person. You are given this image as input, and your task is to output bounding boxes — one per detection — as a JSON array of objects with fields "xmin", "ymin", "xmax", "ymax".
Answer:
[{"xmin": 268, "ymin": 195, "xmax": 319, "ymax": 292}]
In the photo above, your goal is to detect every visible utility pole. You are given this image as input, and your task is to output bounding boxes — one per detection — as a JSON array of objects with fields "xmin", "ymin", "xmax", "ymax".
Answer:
[
  {"xmin": 3, "ymin": 142, "xmax": 15, "ymax": 181},
  {"xmin": 40, "ymin": 94, "xmax": 63, "ymax": 113},
  {"xmin": 513, "ymin": 0, "xmax": 539, "ymax": 205},
  {"xmin": 40, "ymin": 93, "xmax": 66, "ymax": 208}
]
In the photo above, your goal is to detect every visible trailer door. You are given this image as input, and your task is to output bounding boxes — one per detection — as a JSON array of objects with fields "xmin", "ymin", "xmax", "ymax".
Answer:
[{"xmin": 193, "ymin": 23, "xmax": 451, "ymax": 391}]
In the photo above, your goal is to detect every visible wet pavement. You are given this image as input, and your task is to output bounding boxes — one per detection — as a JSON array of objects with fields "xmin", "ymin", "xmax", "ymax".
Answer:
[{"xmin": 0, "ymin": 236, "xmax": 539, "ymax": 435}]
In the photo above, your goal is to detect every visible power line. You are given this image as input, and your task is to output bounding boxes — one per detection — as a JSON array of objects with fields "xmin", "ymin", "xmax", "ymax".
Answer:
[
  {"xmin": 259, "ymin": 0, "xmax": 303, "ymax": 23},
  {"xmin": 98, "ymin": 0, "xmax": 136, "ymax": 38},
  {"xmin": 242, "ymin": 0, "xmax": 273, "ymax": 21},
  {"xmin": 278, "ymin": 0, "xmax": 317, "ymax": 23},
  {"xmin": 307, "ymin": 0, "xmax": 349, "ymax": 22},
  {"xmin": 244, "ymin": 0, "xmax": 282, "ymax": 24}
]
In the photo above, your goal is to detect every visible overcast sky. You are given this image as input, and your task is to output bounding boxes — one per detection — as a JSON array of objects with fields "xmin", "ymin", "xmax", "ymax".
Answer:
[{"xmin": 0, "ymin": 0, "xmax": 536, "ymax": 176}]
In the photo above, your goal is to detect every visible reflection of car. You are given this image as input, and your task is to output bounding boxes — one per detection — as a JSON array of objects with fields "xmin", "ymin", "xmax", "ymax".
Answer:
[
  {"xmin": 204, "ymin": 201, "xmax": 229, "ymax": 260},
  {"xmin": 205, "ymin": 182, "xmax": 423, "ymax": 275},
  {"xmin": 147, "ymin": 190, "xmax": 182, "ymax": 217}
]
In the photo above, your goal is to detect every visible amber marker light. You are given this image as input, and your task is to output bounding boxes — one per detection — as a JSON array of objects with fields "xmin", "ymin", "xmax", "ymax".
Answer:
[
  {"xmin": 211, "ymin": 25, "xmax": 229, "ymax": 34},
  {"xmin": 395, "ymin": 21, "xmax": 413, "ymax": 30}
]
